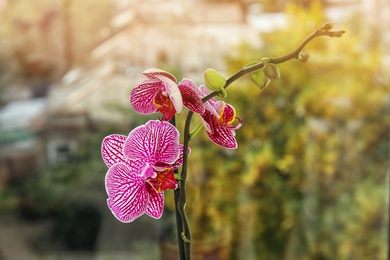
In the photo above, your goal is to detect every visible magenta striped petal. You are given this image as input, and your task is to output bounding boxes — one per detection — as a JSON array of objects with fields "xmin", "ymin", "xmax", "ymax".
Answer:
[
  {"xmin": 201, "ymin": 107, "xmax": 241, "ymax": 149},
  {"xmin": 152, "ymin": 145, "xmax": 189, "ymax": 171},
  {"xmin": 145, "ymin": 185, "xmax": 164, "ymax": 219},
  {"xmin": 199, "ymin": 85, "xmax": 217, "ymax": 104},
  {"xmin": 105, "ymin": 163, "xmax": 148, "ymax": 223},
  {"xmin": 200, "ymin": 115, "xmax": 212, "ymax": 133},
  {"xmin": 130, "ymin": 79, "xmax": 161, "ymax": 115},
  {"xmin": 101, "ymin": 134, "xmax": 130, "ymax": 168},
  {"xmin": 124, "ymin": 120, "xmax": 180, "ymax": 165},
  {"xmin": 178, "ymin": 79, "xmax": 205, "ymax": 115},
  {"xmin": 180, "ymin": 79, "xmax": 203, "ymax": 95},
  {"xmin": 206, "ymin": 119, "xmax": 238, "ymax": 149}
]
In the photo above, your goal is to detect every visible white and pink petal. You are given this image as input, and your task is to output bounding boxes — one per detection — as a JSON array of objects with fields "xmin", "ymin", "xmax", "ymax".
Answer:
[
  {"xmin": 162, "ymin": 78, "xmax": 183, "ymax": 114},
  {"xmin": 142, "ymin": 68, "xmax": 177, "ymax": 83},
  {"xmin": 105, "ymin": 163, "xmax": 148, "ymax": 223},
  {"xmin": 145, "ymin": 185, "xmax": 164, "ymax": 219},
  {"xmin": 142, "ymin": 69, "xmax": 182, "ymax": 113},
  {"xmin": 124, "ymin": 120, "xmax": 180, "ymax": 165},
  {"xmin": 130, "ymin": 79, "xmax": 161, "ymax": 115},
  {"xmin": 101, "ymin": 134, "xmax": 130, "ymax": 168}
]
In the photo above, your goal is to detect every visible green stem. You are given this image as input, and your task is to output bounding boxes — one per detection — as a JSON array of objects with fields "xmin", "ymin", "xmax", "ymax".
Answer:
[
  {"xmin": 202, "ymin": 26, "xmax": 345, "ymax": 103},
  {"xmin": 175, "ymin": 24, "xmax": 344, "ymax": 260},
  {"xmin": 170, "ymin": 117, "xmax": 186, "ymax": 260},
  {"xmin": 177, "ymin": 111, "xmax": 194, "ymax": 259}
]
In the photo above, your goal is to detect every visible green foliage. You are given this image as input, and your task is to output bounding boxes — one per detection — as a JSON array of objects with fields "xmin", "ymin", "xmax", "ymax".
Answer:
[
  {"xmin": 188, "ymin": 2, "xmax": 388, "ymax": 259},
  {"xmin": 19, "ymin": 126, "xmax": 127, "ymax": 250}
]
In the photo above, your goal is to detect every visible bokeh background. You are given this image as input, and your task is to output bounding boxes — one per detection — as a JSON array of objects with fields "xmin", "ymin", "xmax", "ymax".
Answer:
[{"xmin": 0, "ymin": 0, "xmax": 389, "ymax": 259}]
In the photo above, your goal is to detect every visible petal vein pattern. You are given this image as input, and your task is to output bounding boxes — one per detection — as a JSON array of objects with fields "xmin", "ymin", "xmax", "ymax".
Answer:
[
  {"xmin": 124, "ymin": 120, "xmax": 180, "ymax": 164},
  {"xmin": 178, "ymin": 79, "xmax": 205, "ymax": 115},
  {"xmin": 130, "ymin": 79, "xmax": 161, "ymax": 114},
  {"xmin": 145, "ymin": 185, "xmax": 164, "ymax": 219},
  {"xmin": 105, "ymin": 163, "xmax": 148, "ymax": 223},
  {"xmin": 101, "ymin": 134, "xmax": 130, "ymax": 168}
]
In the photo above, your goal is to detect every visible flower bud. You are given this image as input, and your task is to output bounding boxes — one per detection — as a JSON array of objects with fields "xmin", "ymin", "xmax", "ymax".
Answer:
[
  {"xmin": 298, "ymin": 51, "xmax": 310, "ymax": 63},
  {"xmin": 251, "ymin": 70, "xmax": 271, "ymax": 89},
  {"xmin": 263, "ymin": 63, "xmax": 281, "ymax": 81},
  {"xmin": 204, "ymin": 68, "xmax": 227, "ymax": 92},
  {"xmin": 321, "ymin": 22, "xmax": 333, "ymax": 31}
]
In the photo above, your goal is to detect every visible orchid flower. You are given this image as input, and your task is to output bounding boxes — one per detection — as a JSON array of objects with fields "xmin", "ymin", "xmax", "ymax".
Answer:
[
  {"xmin": 101, "ymin": 120, "xmax": 186, "ymax": 222},
  {"xmin": 199, "ymin": 85, "xmax": 243, "ymax": 149},
  {"xmin": 130, "ymin": 69, "xmax": 205, "ymax": 121}
]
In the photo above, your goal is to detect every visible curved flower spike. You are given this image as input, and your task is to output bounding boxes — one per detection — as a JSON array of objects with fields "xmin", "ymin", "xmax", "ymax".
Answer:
[
  {"xmin": 102, "ymin": 120, "xmax": 186, "ymax": 222},
  {"xmin": 130, "ymin": 69, "xmax": 205, "ymax": 121}
]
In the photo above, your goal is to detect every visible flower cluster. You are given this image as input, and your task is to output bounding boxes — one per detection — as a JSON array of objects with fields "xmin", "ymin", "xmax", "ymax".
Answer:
[
  {"xmin": 130, "ymin": 69, "xmax": 242, "ymax": 148},
  {"xmin": 102, "ymin": 69, "xmax": 242, "ymax": 222}
]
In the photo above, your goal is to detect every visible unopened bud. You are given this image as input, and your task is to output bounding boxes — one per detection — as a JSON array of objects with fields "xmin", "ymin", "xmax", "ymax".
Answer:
[
  {"xmin": 298, "ymin": 51, "xmax": 310, "ymax": 63},
  {"xmin": 251, "ymin": 70, "xmax": 271, "ymax": 89},
  {"xmin": 263, "ymin": 63, "xmax": 281, "ymax": 81},
  {"xmin": 204, "ymin": 68, "xmax": 227, "ymax": 92},
  {"xmin": 321, "ymin": 23, "xmax": 333, "ymax": 31}
]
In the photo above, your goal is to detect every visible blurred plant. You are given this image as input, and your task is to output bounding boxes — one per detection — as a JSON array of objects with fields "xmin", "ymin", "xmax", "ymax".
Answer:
[
  {"xmin": 18, "ymin": 127, "xmax": 125, "ymax": 251},
  {"xmin": 100, "ymin": 18, "xmax": 345, "ymax": 259},
  {"xmin": 222, "ymin": 2, "xmax": 389, "ymax": 259}
]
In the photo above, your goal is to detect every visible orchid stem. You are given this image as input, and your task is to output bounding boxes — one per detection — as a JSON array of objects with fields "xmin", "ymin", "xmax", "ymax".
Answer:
[
  {"xmin": 201, "ymin": 24, "xmax": 345, "ymax": 103},
  {"xmin": 175, "ymin": 23, "xmax": 344, "ymax": 260},
  {"xmin": 169, "ymin": 116, "xmax": 186, "ymax": 260}
]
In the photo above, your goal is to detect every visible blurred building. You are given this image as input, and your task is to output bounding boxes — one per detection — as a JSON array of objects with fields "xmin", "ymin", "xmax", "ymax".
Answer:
[
  {"xmin": 35, "ymin": 0, "xmax": 259, "ymax": 168},
  {"xmin": 0, "ymin": 0, "xmax": 255, "ymax": 183},
  {"xmin": 1, "ymin": 0, "xmax": 389, "ymax": 183},
  {"xmin": 0, "ymin": 98, "xmax": 46, "ymax": 185}
]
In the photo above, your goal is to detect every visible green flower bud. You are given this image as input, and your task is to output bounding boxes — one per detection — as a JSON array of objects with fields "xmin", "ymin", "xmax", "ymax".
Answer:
[
  {"xmin": 204, "ymin": 68, "xmax": 227, "ymax": 92},
  {"xmin": 298, "ymin": 51, "xmax": 310, "ymax": 63},
  {"xmin": 263, "ymin": 63, "xmax": 281, "ymax": 81},
  {"xmin": 251, "ymin": 70, "xmax": 271, "ymax": 89}
]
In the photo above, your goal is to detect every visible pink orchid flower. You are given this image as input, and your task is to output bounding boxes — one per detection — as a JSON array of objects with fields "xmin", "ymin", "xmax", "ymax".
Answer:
[
  {"xmin": 199, "ymin": 85, "xmax": 243, "ymax": 149},
  {"xmin": 130, "ymin": 69, "xmax": 205, "ymax": 121},
  {"xmin": 101, "ymin": 120, "xmax": 186, "ymax": 222}
]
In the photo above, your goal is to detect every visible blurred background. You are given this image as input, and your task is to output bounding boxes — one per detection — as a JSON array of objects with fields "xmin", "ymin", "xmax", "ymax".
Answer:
[{"xmin": 0, "ymin": 0, "xmax": 389, "ymax": 259}]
